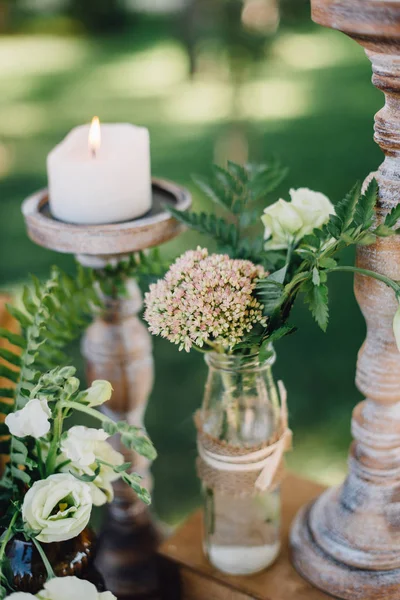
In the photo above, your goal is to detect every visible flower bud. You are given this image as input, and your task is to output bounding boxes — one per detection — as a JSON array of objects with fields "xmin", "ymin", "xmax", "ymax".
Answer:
[{"xmin": 83, "ymin": 380, "xmax": 113, "ymax": 407}]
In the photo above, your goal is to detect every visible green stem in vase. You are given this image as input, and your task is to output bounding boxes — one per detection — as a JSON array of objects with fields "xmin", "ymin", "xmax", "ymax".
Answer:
[
  {"xmin": 31, "ymin": 537, "xmax": 55, "ymax": 580},
  {"xmin": 0, "ymin": 510, "xmax": 18, "ymax": 590}
]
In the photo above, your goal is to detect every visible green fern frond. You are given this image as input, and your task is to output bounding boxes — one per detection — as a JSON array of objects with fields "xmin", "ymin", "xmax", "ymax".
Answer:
[
  {"xmin": 0, "ymin": 265, "xmax": 103, "ymax": 492},
  {"xmin": 168, "ymin": 160, "xmax": 288, "ymax": 258}
]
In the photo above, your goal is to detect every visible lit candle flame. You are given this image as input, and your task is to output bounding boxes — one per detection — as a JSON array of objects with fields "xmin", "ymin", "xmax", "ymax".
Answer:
[{"xmin": 88, "ymin": 116, "xmax": 101, "ymax": 158}]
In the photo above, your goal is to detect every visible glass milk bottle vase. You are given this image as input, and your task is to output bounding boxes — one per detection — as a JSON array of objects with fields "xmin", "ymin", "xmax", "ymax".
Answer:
[{"xmin": 196, "ymin": 350, "xmax": 291, "ymax": 576}]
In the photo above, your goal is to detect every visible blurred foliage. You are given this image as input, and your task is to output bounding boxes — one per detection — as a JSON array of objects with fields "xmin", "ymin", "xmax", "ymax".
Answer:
[
  {"xmin": 0, "ymin": 3, "xmax": 384, "ymax": 522},
  {"xmin": 68, "ymin": 0, "xmax": 129, "ymax": 34}
]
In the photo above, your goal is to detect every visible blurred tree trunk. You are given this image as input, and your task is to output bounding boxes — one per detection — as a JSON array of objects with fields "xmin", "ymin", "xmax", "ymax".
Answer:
[
  {"xmin": 0, "ymin": 1, "xmax": 10, "ymax": 33},
  {"xmin": 69, "ymin": 0, "xmax": 129, "ymax": 34}
]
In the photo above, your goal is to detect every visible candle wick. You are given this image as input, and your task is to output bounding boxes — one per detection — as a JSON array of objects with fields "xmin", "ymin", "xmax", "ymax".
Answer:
[{"xmin": 91, "ymin": 147, "xmax": 96, "ymax": 159}]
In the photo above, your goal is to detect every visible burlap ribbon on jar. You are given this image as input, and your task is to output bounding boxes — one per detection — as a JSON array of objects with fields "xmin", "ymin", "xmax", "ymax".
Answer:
[{"xmin": 195, "ymin": 381, "xmax": 292, "ymax": 497}]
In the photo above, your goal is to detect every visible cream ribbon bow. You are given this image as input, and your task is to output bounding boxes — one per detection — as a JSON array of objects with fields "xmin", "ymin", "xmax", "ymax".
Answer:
[{"xmin": 197, "ymin": 381, "xmax": 292, "ymax": 492}]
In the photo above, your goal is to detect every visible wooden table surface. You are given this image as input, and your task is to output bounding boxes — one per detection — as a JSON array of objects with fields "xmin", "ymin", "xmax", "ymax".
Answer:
[{"xmin": 158, "ymin": 474, "xmax": 333, "ymax": 600}]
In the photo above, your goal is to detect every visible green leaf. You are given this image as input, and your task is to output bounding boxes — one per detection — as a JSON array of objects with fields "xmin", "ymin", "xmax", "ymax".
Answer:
[
  {"xmin": 10, "ymin": 466, "xmax": 30, "ymax": 484},
  {"xmin": 256, "ymin": 279, "xmax": 285, "ymax": 316},
  {"xmin": 167, "ymin": 207, "xmax": 234, "ymax": 250},
  {"xmin": 11, "ymin": 438, "xmax": 28, "ymax": 458},
  {"xmin": 268, "ymin": 266, "xmax": 287, "ymax": 284},
  {"xmin": 312, "ymin": 267, "xmax": 320, "ymax": 286},
  {"xmin": 384, "ymin": 203, "xmax": 400, "ymax": 228},
  {"xmin": 0, "ymin": 388, "xmax": 15, "ymax": 399},
  {"xmin": 113, "ymin": 462, "xmax": 132, "ymax": 473},
  {"xmin": 121, "ymin": 472, "xmax": 151, "ymax": 505},
  {"xmin": 335, "ymin": 182, "xmax": 362, "ymax": 231},
  {"xmin": 6, "ymin": 306, "xmax": 32, "ymax": 329},
  {"xmin": 259, "ymin": 340, "xmax": 274, "ymax": 362},
  {"xmin": 249, "ymin": 161, "xmax": 288, "ymax": 199},
  {"xmin": 70, "ymin": 464, "xmax": 101, "ymax": 482},
  {"xmin": 193, "ymin": 174, "xmax": 231, "ymax": 211},
  {"xmin": 268, "ymin": 324, "xmax": 296, "ymax": 344},
  {"xmin": 102, "ymin": 420, "xmax": 157, "ymax": 461},
  {"xmin": 374, "ymin": 224, "xmax": 394, "ymax": 237},
  {"xmin": 0, "ymin": 329, "xmax": 25, "ymax": 349},
  {"xmin": 227, "ymin": 161, "xmax": 248, "ymax": 184},
  {"xmin": 319, "ymin": 257, "xmax": 337, "ymax": 269},
  {"xmin": 325, "ymin": 214, "xmax": 342, "ymax": 240},
  {"xmin": 0, "ymin": 365, "xmax": 19, "ymax": 384},
  {"xmin": 303, "ymin": 280, "xmax": 329, "ymax": 332},
  {"xmin": 353, "ymin": 178, "xmax": 378, "ymax": 229},
  {"xmin": 0, "ymin": 401, "xmax": 13, "ymax": 415},
  {"xmin": 22, "ymin": 286, "xmax": 37, "ymax": 314},
  {"xmin": 0, "ymin": 349, "xmax": 21, "ymax": 368}
]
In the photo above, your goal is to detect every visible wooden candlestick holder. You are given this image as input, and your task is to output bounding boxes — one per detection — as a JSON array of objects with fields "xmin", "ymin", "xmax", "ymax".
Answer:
[
  {"xmin": 22, "ymin": 179, "xmax": 191, "ymax": 598},
  {"xmin": 290, "ymin": 3, "xmax": 400, "ymax": 599}
]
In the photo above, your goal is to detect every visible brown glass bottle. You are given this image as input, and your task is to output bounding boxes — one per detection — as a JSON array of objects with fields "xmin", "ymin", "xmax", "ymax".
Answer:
[{"xmin": 5, "ymin": 527, "xmax": 104, "ymax": 594}]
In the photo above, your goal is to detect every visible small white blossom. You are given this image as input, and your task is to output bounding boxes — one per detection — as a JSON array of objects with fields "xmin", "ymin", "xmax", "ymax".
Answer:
[
  {"xmin": 5, "ymin": 576, "xmax": 116, "ymax": 600},
  {"xmin": 5, "ymin": 399, "xmax": 51, "ymax": 439},
  {"xmin": 38, "ymin": 577, "xmax": 116, "ymax": 600},
  {"xmin": 262, "ymin": 188, "xmax": 334, "ymax": 249},
  {"xmin": 60, "ymin": 426, "xmax": 124, "ymax": 507},
  {"xmin": 22, "ymin": 473, "xmax": 92, "ymax": 543}
]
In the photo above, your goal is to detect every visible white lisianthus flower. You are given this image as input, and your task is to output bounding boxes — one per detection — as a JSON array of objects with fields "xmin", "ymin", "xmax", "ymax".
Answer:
[
  {"xmin": 5, "ymin": 399, "xmax": 51, "ymax": 439},
  {"xmin": 22, "ymin": 473, "xmax": 92, "ymax": 543},
  {"xmin": 5, "ymin": 576, "xmax": 116, "ymax": 600},
  {"xmin": 61, "ymin": 427, "xmax": 110, "ymax": 467},
  {"xmin": 60, "ymin": 426, "xmax": 124, "ymax": 506},
  {"xmin": 83, "ymin": 380, "xmax": 113, "ymax": 407},
  {"xmin": 37, "ymin": 576, "xmax": 116, "ymax": 600},
  {"xmin": 393, "ymin": 304, "xmax": 400, "ymax": 351},
  {"xmin": 262, "ymin": 188, "xmax": 334, "ymax": 249}
]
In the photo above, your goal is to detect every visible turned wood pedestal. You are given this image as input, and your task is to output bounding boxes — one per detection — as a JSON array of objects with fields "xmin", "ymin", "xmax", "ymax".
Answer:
[
  {"xmin": 290, "ymin": 3, "xmax": 400, "ymax": 599},
  {"xmin": 158, "ymin": 474, "xmax": 330, "ymax": 600},
  {"xmin": 22, "ymin": 179, "xmax": 191, "ymax": 598}
]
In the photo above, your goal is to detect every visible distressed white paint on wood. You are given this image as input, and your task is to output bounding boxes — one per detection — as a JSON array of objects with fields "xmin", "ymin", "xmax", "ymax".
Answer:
[{"xmin": 290, "ymin": 2, "xmax": 400, "ymax": 598}]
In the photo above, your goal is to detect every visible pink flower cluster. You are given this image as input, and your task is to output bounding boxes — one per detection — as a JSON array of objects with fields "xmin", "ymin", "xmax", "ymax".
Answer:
[{"xmin": 144, "ymin": 247, "xmax": 267, "ymax": 352}]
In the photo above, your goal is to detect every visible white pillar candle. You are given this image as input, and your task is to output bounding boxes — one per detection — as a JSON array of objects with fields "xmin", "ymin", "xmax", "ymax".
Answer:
[{"xmin": 47, "ymin": 119, "xmax": 152, "ymax": 225}]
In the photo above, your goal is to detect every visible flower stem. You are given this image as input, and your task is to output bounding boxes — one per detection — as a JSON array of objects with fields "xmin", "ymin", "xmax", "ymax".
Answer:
[
  {"xmin": 0, "ymin": 510, "xmax": 18, "ymax": 567},
  {"xmin": 326, "ymin": 266, "xmax": 400, "ymax": 295},
  {"xmin": 45, "ymin": 403, "xmax": 63, "ymax": 476},
  {"xmin": 35, "ymin": 441, "xmax": 45, "ymax": 479},
  {"xmin": 59, "ymin": 400, "xmax": 112, "ymax": 424},
  {"xmin": 31, "ymin": 537, "xmax": 55, "ymax": 580}
]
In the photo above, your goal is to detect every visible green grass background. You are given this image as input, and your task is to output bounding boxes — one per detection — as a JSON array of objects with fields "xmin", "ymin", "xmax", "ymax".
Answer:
[{"xmin": 0, "ymin": 9, "xmax": 384, "ymax": 524}]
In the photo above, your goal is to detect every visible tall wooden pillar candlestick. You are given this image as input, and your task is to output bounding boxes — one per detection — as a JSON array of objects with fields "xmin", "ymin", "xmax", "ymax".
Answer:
[
  {"xmin": 290, "ymin": 3, "xmax": 400, "ymax": 599},
  {"xmin": 22, "ymin": 179, "xmax": 191, "ymax": 598}
]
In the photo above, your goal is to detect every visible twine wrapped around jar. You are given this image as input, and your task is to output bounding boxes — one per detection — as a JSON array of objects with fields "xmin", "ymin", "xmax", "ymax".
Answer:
[{"xmin": 196, "ymin": 381, "xmax": 292, "ymax": 497}]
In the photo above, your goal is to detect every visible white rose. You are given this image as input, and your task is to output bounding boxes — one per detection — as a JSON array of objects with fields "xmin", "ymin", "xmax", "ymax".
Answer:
[
  {"xmin": 5, "ymin": 399, "xmax": 51, "ymax": 439},
  {"xmin": 22, "ymin": 473, "xmax": 92, "ymax": 543},
  {"xmin": 61, "ymin": 426, "xmax": 124, "ymax": 507},
  {"xmin": 289, "ymin": 188, "xmax": 335, "ymax": 236},
  {"xmin": 262, "ymin": 188, "xmax": 334, "ymax": 249},
  {"xmin": 262, "ymin": 199, "xmax": 303, "ymax": 249},
  {"xmin": 37, "ymin": 576, "xmax": 116, "ymax": 600},
  {"xmin": 83, "ymin": 380, "xmax": 113, "ymax": 407},
  {"xmin": 393, "ymin": 304, "xmax": 400, "ymax": 351}
]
